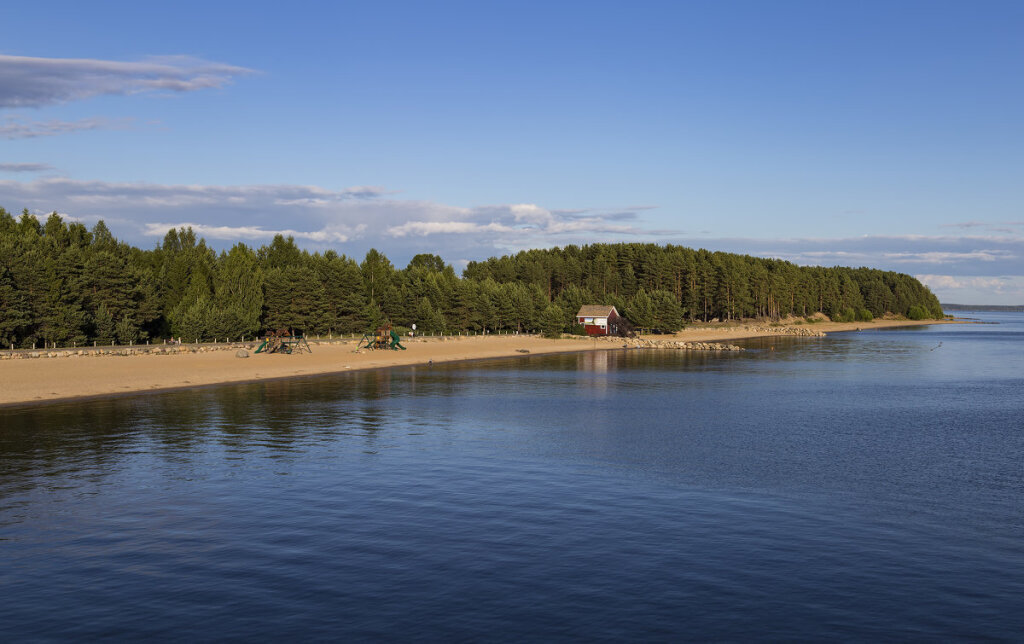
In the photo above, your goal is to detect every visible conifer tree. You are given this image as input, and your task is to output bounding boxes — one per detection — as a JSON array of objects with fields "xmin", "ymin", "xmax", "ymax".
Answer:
[
  {"xmin": 215, "ymin": 244, "xmax": 263, "ymax": 338},
  {"xmin": 554, "ymin": 284, "xmax": 594, "ymax": 324},
  {"xmin": 475, "ymin": 288, "xmax": 498, "ymax": 332},
  {"xmin": 92, "ymin": 302, "xmax": 115, "ymax": 344},
  {"xmin": 115, "ymin": 313, "xmax": 139, "ymax": 345},
  {"xmin": 651, "ymin": 289, "xmax": 684, "ymax": 332},
  {"xmin": 0, "ymin": 247, "xmax": 30, "ymax": 347},
  {"xmin": 174, "ymin": 295, "xmax": 209, "ymax": 341},
  {"xmin": 362, "ymin": 299, "xmax": 385, "ymax": 331},
  {"xmin": 540, "ymin": 304, "xmax": 566, "ymax": 338},
  {"xmin": 626, "ymin": 288, "xmax": 656, "ymax": 332},
  {"xmin": 169, "ymin": 272, "xmax": 214, "ymax": 338}
]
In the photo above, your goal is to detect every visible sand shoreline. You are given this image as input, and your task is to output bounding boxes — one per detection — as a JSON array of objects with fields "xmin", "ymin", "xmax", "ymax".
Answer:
[{"xmin": 0, "ymin": 319, "xmax": 959, "ymax": 409}]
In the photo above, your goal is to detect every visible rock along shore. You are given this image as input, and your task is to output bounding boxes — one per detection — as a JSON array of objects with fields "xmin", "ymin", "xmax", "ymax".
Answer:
[
  {"xmin": 619, "ymin": 337, "xmax": 745, "ymax": 351},
  {"xmin": 0, "ymin": 342, "xmax": 263, "ymax": 360},
  {"xmin": 596, "ymin": 324, "xmax": 826, "ymax": 352}
]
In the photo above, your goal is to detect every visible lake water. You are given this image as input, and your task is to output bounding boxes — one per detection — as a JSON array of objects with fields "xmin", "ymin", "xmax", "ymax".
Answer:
[{"xmin": 2, "ymin": 314, "xmax": 1022, "ymax": 640}]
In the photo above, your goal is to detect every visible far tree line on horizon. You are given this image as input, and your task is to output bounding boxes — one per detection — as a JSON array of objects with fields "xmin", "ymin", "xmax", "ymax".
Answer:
[{"xmin": 0, "ymin": 208, "xmax": 944, "ymax": 348}]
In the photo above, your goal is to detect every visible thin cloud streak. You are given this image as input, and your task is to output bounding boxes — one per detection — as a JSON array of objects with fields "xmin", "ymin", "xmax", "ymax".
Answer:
[
  {"xmin": 2, "ymin": 177, "xmax": 388, "ymax": 206},
  {"xmin": 0, "ymin": 54, "xmax": 255, "ymax": 108},
  {"xmin": 0, "ymin": 116, "xmax": 132, "ymax": 139},
  {"xmin": 0, "ymin": 162, "xmax": 54, "ymax": 172}
]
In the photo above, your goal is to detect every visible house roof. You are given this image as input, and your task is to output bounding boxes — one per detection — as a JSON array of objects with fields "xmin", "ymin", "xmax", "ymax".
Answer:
[{"xmin": 576, "ymin": 305, "xmax": 618, "ymax": 318}]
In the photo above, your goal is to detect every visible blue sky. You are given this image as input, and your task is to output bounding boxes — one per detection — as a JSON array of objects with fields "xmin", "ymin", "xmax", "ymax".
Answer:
[{"xmin": 2, "ymin": 1, "xmax": 1023, "ymax": 304}]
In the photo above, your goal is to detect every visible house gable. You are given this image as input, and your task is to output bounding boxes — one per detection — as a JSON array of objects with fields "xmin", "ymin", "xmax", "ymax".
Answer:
[{"xmin": 575, "ymin": 305, "xmax": 620, "ymax": 336}]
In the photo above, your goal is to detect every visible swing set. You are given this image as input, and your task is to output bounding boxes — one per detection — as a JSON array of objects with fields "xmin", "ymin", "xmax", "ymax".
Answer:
[{"xmin": 356, "ymin": 324, "xmax": 407, "ymax": 351}]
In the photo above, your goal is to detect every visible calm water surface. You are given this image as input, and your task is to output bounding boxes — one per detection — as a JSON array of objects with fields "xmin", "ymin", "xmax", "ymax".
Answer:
[{"xmin": 2, "ymin": 314, "xmax": 1023, "ymax": 640}]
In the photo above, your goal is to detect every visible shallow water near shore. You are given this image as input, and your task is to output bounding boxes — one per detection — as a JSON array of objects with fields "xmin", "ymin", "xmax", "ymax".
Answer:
[{"xmin": 2, "ymin": 313, "xmax": 1023, "ymax": 639}]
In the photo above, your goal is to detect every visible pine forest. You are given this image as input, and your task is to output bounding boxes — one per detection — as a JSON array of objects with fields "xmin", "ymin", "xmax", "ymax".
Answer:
[{"xmin": 0, "ymin": 208, "xmax": 944, "ymax": 348}]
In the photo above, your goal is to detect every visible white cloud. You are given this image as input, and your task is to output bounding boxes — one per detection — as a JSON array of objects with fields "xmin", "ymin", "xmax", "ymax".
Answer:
[
  {"xmin": 916, "ymin": 274, "xmax": 1024, "ymax": 305},
  {"xmin": 142, "ymin": 222, "xmax": 357, "ymax": 243},
  {"xmin": 509, "ymin": 203, "xmax": 552, "ymax": 225},
  {"xmin": 0, "ymin": 177, "xmax": 666, "ymax": 261},
  {"xmin": 0, "ymin": 54, "xmax": 255, "ymax": 108},
  {"xmin": 916, "ymin": 275, "xmax": 1010, "ymax": 290},
  {"xmin": 387, "ymin": 221, "xmax": 516, "ymax": 237},
  {"xmin": 383, "ymin": 202, "xmax": 658, "ymax": 241}
]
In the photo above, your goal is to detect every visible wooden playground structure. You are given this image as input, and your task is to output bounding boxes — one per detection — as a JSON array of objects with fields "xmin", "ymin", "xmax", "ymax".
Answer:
[
  {"xmin": 357, "ymin": 324, "xmax": 407, "ymax": 351},
  {"xmin": 254, "ymin": 328, "xmax": 312, "ymax": 354}
]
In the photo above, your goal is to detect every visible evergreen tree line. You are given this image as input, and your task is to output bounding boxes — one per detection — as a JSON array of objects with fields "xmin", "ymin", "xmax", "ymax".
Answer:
[
  {"xmin": 464, "ymin": 244, "xmax": 944, "ymax": 330},
  {"xmin": 0, "ymin": 208, "xmax": 943, "ymax": 348}
]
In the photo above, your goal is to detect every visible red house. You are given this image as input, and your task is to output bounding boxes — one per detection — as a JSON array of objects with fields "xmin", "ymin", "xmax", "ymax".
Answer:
[{"xmin": 576, "ymin": 305, "xmax": 620, "ymax": 336}]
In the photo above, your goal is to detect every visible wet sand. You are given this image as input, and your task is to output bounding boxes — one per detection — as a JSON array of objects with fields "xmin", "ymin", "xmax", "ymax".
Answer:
[{"xmin": 0, "ymin": 319, "xmax": 957, "ymax": 407}]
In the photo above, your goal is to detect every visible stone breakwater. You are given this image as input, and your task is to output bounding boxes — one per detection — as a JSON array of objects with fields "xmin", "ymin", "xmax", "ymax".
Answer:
[
  {"xmin": 738, "ymin": 325, "xmax": 826, "ymax": 337},
  {"xmin": 598, "ymin": 337, "xmax": 744, "ymax": 351},
  {"xmin": 590, "ymin": 324, "xmax": 829, "ymax": 352},
  {"xmin": 635, "ymin": 339, "xmax": 744, "ymax": 351}
]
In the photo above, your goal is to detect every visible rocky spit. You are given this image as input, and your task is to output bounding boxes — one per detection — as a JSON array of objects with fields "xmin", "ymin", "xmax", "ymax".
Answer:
[
  {"xmin": 737, "ymin": 325, "xmax": 826, "ymax": 337},
  {"xmin": 609, "ymin": 337, "xmax": 745, "ymax": 352},
  {"xmin": 596, "ymin": 324, "xmax": 827, "ymax": 352}
]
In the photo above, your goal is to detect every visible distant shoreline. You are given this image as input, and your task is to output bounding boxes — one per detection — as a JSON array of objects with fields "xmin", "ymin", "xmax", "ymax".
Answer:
[
  {"xmin": 942, "ymin": 304, "xmax": 1024, "ymax": 312},
  {"xmin": 0, "ymin": 318, "xmax": 962, "ymax": 409}
]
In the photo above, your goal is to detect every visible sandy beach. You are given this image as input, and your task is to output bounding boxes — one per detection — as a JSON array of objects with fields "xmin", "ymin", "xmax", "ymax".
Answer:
[{"xmin": 0, "ymin": 319, "xmax": 957, "ymax": 408}]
